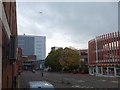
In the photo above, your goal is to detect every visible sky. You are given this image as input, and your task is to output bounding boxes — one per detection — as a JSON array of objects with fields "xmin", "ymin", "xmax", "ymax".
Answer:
[{"xmin": 16, "ymin": 1, "xmax": 118, "ymax": 57}]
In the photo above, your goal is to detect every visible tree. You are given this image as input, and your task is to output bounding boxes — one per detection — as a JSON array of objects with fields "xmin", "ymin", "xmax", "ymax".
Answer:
[
  {"xmin": 45, "ymin": 47, "xmax": 80, "ymax": 72},
  {"xmin": 45, "ymin": 48, "xmax": 63, "ymax": 71},
  {"xmin": 59, "ymin": 47, "xmax": 80, "ymax": 71}
]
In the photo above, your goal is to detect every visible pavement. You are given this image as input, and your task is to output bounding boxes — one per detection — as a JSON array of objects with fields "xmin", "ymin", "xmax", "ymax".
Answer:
[{"xmin": 19, "ymin": 70, "xmax": 120, "ymax": 88}]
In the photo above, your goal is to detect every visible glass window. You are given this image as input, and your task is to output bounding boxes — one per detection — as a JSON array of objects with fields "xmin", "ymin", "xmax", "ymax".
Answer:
[
  {"xmin": 108, "ymin": 67, "xmax": 114, "ymax": 76},
  {"xmin": 116, "ymin": 68, "xmax": 120, "ymax": 76},
  {"xmin": 103, "ymin": 67, "xmax": 107, "ymax": 75},
  {"xmin": 98, "ymin": 67, "xmax": 102, "ymax": 74}
]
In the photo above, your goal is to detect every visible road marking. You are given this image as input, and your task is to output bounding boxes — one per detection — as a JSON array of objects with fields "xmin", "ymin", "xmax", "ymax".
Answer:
[
  {"xmin": 111, "ymin": 81, "xmax": 118, "ymax": 83},
  {"xmin": 72, "ymin": 85, "xmax": 81, "ymax": 88},
  {"xmin": 98, "ymin": 80, "xmax": 106, "ymax": 82},
  {"xmin": 68, "ymin": 78, "xmax": 85, "ymax": 83},
  {"xmin": 72, "ymin": 85, "xmax": 93, "ymax": 88},
  {"xmin": 76, "ymin": 80, "xmax": 85, "ymax": 83}
]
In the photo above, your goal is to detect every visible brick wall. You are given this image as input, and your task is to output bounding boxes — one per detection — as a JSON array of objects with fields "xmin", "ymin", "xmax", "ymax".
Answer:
[
  {"xmin": 88, "ymin": 32, "xmax": 120, "ymax": 67},
  {"xmin": 79, "ymin": 49, "xmax": 88, "ymax": 65},
  {"xmin": 18, "ymin": 48, "xmax": 23, "ymax": 73},
  {"xmin": 88, "ymin": 39, "xmax": 96, "ymax": 65},
  {"xmin": 0, "ymin": 18, "xmax": 2, "ymax": 89},
  {"xmin": 2, "ymin": 1, "xmax": 17, "ymax": 88}
]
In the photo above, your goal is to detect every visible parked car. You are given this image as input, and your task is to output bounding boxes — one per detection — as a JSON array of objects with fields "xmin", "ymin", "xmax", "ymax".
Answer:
[
  {"xmin": 29, "ymin": 81, "xmax": 54, "ymax": 89},
  {"xmin": 36, "ymin": 67, "xmax": 39, "ymax": 70},
  {"xmin": 73, "ymin": 69, "xmax": 80, "ymax": 74},
  {"xmin": 32, "ymin": 69, "xmax": 36, "ymax": 73}
]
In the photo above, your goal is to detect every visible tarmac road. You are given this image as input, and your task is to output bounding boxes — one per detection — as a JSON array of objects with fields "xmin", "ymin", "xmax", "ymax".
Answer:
[{"xmin": 19, "ymin": 71, "xmax": 119, "ymax": 88}]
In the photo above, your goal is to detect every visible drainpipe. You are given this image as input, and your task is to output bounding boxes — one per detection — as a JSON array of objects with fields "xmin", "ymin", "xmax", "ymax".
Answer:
[{"xmin": 12, "ymin": 61, "xmax": 14, "ymax": 88}]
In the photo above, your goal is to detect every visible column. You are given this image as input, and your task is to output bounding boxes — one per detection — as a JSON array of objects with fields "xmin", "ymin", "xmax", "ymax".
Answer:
[
  {"xmin": 114, "ymin": 67, "xmax": 116, "ymax": 77},
  {"xmin": 118, "ymin": 32, "xmax": 120, "ymax": 63},
  {"xmin": 107, "ymin": 67, "xmax": 109, "ymax": 75},
  {"xmin": 95, "ymin": 37, "xmax": 98, "ymax": 63},
  {"xmin": 106, "ymin": 34, "xmax": 109, "ymax": 63},
  {"xmin": 115, "ymin": 32, "xmax": 118, "ymax": 64},
  {"xmin": 108, "ymin": 33, "xmax": 111, "ymax": 63},
  {"xmin": 110, "ymin": 33, "xmax": 113, "ymax": 63},
  {"xmin": 96, "ymin": 66, "xmax": 98, "ymax": 76},
  {"xmin": 112, "ymin": 33, "xmax": 115, "ymax": 63},
  {"xmin": 101, "ymin": 67, "xmax": 103, "ymax": 75},
  {"xmin": 103, "ymin": 35, "xmax": 105, "ymax": 63},
  {"xmin": 95, "ymin": 37, "xmax": 98, "ymax": 76}
]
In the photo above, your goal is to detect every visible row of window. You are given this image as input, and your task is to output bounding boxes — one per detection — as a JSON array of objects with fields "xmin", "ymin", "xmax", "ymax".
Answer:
[{"xmin": 90, "ymin": 66, "xmax": 120, "ymax": 76}]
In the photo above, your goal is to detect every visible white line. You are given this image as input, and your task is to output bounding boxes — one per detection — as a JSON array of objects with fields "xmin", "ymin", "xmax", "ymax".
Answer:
[
  {"xmin": 111, "ymin": 81, "xmax": 118, "ymax": 83},
  {"xmin": 98, "ymin": 80, "xmax": 106, "ymax": 82}
]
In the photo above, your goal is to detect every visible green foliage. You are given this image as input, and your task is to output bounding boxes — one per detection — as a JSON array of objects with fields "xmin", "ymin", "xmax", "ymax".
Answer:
[
  {"xmin": 45, "ymin": 47, "xmax": 80, "ymax": 72},
  {"xmin": 45, "ymin": 48, "xmax": 63, "ymax": 71}
]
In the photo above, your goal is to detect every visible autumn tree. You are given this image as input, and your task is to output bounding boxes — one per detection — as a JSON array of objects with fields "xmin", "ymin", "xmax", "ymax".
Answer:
[
  {"xmin": 59, "ymin": 47, "xmax": 80, "ymax": 71},
  {"xmin": 45, "ymin": 47, "xmax": 80, "ymax": 72}
]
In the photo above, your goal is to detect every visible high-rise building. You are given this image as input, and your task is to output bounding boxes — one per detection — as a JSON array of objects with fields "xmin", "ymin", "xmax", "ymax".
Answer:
[{"xmin": 18, "ymin": 35, "xmax": 46, "ymax": 60}]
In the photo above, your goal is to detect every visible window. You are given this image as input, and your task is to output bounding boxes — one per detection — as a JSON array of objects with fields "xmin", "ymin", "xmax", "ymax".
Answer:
[
  {"xmin": 98, "ymin": 67, "xmax": 102, "ymax": 74},
  {"xmin": 116, "ymin": 68, "xmax": 120, "ymax": 76},
  {"xmin": 81, "ymin": 52, "xmax": 87, "ymax": 56},
  {"xmin": 103, "ymin": 67, "xmax": 107, "ymax": 75}
]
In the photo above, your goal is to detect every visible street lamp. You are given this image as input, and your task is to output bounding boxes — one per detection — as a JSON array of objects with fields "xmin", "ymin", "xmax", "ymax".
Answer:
[
  {"xmin": 61, "ymin": 65, "xmax": 64, "ymax": 83},
  {"xmin": 40, "ymin": 60, "xmax": 44, "ymax": 77}
]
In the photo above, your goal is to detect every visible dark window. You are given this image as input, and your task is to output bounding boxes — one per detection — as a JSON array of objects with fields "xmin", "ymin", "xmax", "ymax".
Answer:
[{"xmin": 81, "ymin": 52, "xmax": 87, "ymax": 56}]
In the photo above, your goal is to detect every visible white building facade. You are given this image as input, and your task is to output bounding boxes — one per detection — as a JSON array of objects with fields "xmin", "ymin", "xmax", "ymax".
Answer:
[{"xmin": 34, "ymin": 36, "xmax": 46, "ymax": 60}]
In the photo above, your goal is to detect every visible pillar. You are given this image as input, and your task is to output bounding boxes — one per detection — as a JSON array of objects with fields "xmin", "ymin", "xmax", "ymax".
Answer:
[
  {"xmin": 96, "ymin": 66, "xmax": 98, "ymax": 76},
  {"xmin": 107, "ymin": 67, "xmax": 109, "ymax": 75},
  {"xmin": 101, "ymin": 66, "xmax": 103, "ymax": 75},
  {"xmin": 114, "ymin": 67, "xmax": 116, "ymax": 77}
]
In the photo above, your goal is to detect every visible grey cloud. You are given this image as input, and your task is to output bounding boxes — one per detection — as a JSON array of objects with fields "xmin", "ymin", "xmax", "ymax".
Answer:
[{"xmin": 17, "ymin": 2, "xmax": 118, "ymax": 49}]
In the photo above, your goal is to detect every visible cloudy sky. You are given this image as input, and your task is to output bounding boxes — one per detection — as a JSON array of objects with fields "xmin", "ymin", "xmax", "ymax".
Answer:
[{"xmin": 16, "ymin": 1, "xmax": 118, "ymax": 56}]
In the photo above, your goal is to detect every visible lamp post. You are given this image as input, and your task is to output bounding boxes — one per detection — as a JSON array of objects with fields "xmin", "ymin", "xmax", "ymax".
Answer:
[
  {"xmin": 61, "ymin": 65, "xmax": 64, "ymax": 83},
  {"xmin": 40, "ymin": 60, "xmax": 44, "ymax": 77}
]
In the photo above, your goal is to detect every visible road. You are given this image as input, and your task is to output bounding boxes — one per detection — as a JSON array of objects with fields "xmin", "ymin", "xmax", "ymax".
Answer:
[{"xmin": 19, "ymin": 71, "xmax": 119, "ymax": 88}]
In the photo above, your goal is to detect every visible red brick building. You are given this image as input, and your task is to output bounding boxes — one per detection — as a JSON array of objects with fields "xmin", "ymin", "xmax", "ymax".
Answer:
[
  {"xmin": 79, "ymin": 49, "xmax": 88, "ymax": 66},
  {"xmin": 88, "ymin": 32, "xmax": 120, "ymax": 77},
  {"xmin": 22, "ymin": 55, "xmax": 38, "ymax": 70},
  {"xmin": 79, "ymin": 49, "xmax": 88, "ymax": 73},
  {"xmin": 22, "ymin": 55, "xmax": 43, "ymax": 71},
  {"xmin": 0, "ymin": 1, "xmax": 18, "ymax": 88}
]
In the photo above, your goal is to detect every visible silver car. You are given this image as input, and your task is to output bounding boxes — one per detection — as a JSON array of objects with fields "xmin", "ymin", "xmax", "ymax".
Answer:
[{"xmin": 29, "ymin": 81, "xmax": 54, "ymax": 90}]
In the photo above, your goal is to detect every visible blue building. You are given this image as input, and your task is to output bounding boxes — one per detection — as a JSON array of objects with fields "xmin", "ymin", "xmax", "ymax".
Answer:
[{"xmin": 18, "ymin": 35, "xmax": 46, "ymax": 60}]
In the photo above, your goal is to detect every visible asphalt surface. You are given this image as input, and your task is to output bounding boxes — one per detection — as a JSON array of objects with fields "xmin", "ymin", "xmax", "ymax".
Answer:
[{"xmin": 19, "ymin": 71, "xmax": 119, "ymax": 88}]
